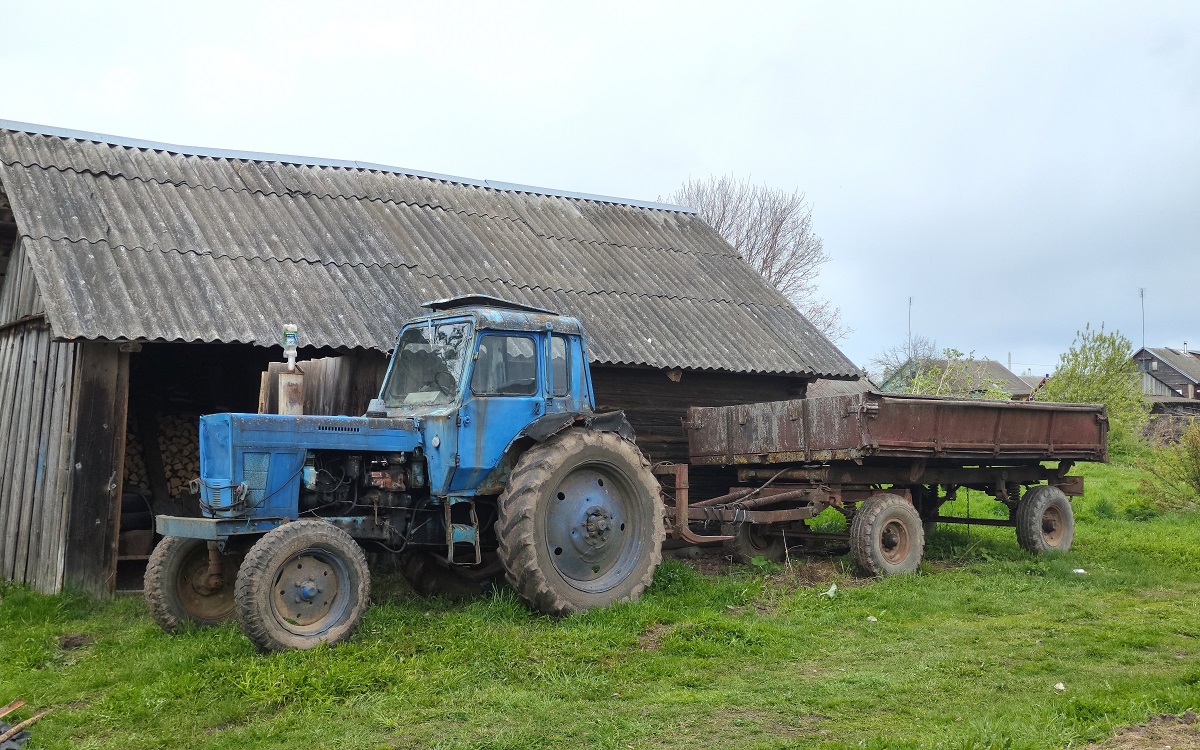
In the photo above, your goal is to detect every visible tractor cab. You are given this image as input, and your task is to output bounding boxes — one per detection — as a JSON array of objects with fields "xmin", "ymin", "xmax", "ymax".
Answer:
[{"xmin": 372, "ymin": 296, "xmax": 595, "ymax": 495}]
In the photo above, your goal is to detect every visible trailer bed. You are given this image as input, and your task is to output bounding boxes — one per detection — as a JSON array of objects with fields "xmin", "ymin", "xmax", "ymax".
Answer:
[{"xmin": 686, "ymin": 391, "xmax": 1107, "ymax": 466}]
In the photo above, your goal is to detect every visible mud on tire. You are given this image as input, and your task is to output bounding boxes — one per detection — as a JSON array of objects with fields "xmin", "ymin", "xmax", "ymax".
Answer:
[
  {"xmin": 234, "ymin": 520, "xmax": 370, "ymax": 652},
  {"xmin": 496, "ymin": 428, "xmax": 665, "ymax": 616}
]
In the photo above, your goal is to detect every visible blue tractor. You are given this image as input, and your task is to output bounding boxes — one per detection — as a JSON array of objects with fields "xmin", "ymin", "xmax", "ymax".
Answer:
[{"xmin": 145, "ymin": 297, "xmax": 665, "ymax": 651}]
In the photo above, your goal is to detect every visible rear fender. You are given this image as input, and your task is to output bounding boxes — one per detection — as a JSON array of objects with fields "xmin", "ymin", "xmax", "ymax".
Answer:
[{"xmin": 474, "ymin": 411, "xmax": 636, "ymax": 494}]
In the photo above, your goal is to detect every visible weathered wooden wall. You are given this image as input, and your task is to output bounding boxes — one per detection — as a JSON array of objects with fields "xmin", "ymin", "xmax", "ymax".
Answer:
[
  {"xmin": 591, "ymin": 366, "xmax": 808, "ymax": 463},
  {"xmin": 259, "ymin": 353, "xmax": 389, "ymax": 416},
  {"xmin": 0, "ymin": 239, "xmax": 81, "ymax": 594}
]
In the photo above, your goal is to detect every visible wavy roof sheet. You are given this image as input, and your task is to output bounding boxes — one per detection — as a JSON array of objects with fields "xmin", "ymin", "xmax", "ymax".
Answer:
[{"xmin": 0, "ymin": 122, "xmax": 858, "ymax": 377}]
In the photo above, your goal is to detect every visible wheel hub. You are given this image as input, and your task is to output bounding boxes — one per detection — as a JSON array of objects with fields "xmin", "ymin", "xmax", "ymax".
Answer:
[
  {"xmin": 272, "ymin": 553, "xmax": 341, "ymax": 628},
  {"xmin": 879, "ymin": 520, "xmax": 911, "ymax": 564},
  {"xmin": 1041, "ymin": 506, "xmax": 1064, "ymax": 545},
  {"xmin": 544, "ymin": 466, "xmax": 639, "ymax": 592},
  {"xmin": 583, "ymin": 506, "xmax": 613, "ymax": 544}
]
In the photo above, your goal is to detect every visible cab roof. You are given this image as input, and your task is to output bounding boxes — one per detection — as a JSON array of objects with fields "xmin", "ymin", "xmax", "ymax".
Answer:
[{"xmin": 407, "ymin": 302, "xmax": 585, "ymax": 337}]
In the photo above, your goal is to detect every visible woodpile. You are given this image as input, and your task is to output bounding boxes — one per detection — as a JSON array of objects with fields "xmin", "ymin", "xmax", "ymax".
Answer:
[{"xmin": 122, "ymin": 413, "xmax": 201, "ymax": 498}]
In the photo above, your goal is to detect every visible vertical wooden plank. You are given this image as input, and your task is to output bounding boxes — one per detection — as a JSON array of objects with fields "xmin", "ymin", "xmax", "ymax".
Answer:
[
  {"xmin": 49, "ymin": 344, "xmax": 79, "ymax": 593},
  {"xmin": 0, "ymin": 331, "xmax": 19, "ymax": 577},
  {"xmin": 0, "ymin": 329, "xmax": 31, "ymax": 579},
  {"xmin": 14, "ymin": 327, "xmax": 52, "ymax": 585},
  {"xmin": 62, "ymin": 343, "xmax": 129, "ymax": 597},
  {"xmin": 25, "ymin": 336, "xmax": 60, "ymax": 589},
  {"xmin": 36, "ymin": 342, "xmax": 74, "ymax": 593}
]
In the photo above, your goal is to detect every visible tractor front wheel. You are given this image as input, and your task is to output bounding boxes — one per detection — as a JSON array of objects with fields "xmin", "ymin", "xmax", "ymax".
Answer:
[
  {"xmin": 497, "ymin": 429, "xmax": 664, "ymax": 616},
  {"xmin": 234, "ymin": 520, "xmax": 370, "ymax": 652},
  {"xmin": 145, "ymin": 536, "xmax": 243, "ymax": 632}
]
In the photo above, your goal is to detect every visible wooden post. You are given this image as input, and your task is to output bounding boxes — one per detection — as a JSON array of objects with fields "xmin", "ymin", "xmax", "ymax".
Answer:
[{"xmin": 62, "ymin": 343, "xmax": 129, "ymax": 597}]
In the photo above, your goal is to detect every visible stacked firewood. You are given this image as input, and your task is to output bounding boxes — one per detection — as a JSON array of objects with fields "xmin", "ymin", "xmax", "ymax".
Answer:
[
  {"xmin": 159, "ymin": 413, "xmax": 201, "ymax": 497},
  {"xmin": 122, "ymin": 413, "xmax": 201, "ymax": 498},
  {"xmin": 123, "ymin": 429, "xmax": 148, "ymax": 490}
]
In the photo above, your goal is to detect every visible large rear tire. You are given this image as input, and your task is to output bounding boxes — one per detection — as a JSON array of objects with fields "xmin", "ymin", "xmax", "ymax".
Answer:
[
  {"xmin": 496, "ymin": 429, "xmax": 664, "ymax": 616},
  {"xmin": 144, "ymin": 536, "xmax": 243, "ymax": 632},
  {"xmin": 234, "ymin": 521, "xmax": 370, "ymax": 652},
  {"xmin": 1015, "ymin": 485, "xmax": 1075, "ymax": 553},
  {"xmin": 850, "ymin": 494, "xmax": 925, "ymax": 576}
]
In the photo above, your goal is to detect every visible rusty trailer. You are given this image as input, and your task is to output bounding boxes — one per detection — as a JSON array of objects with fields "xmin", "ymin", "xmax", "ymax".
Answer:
[{"xmin": 663, "ymin": 391, "xmax": 1108, "ymax": 575}]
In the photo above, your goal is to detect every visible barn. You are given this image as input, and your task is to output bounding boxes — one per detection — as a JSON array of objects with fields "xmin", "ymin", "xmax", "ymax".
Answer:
[{"xmin": 0, "ymin": 120, "xmax": 859, "ymax": 596}]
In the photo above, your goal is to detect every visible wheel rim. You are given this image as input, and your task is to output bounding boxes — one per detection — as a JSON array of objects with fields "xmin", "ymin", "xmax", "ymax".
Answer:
[
  {"xmin": 175, "ymin": 543, "xmax": 235, "ymax": 621},
  {"xmin": 745, "ymin": 525, "xmax": 776, "ymax": 553},
  {"xmin": 879, "ymin": 519, "xmax": 912, "ymax": 564},
  {"xmin": 270, "ymin": 548, "xmax": 352, "ymax": 635},
  {"xmin": 1041, "ymin": 505, "xmax": 1065, "ymax": 547},
  {"xmin": 543, "ymin": 463, "xmax": 642, "ymax": 594}
]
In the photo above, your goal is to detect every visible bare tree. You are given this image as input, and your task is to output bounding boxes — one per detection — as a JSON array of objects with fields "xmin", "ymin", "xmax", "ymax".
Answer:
[
  {"xmin": 667, "ymin": 175, "xmax": 848, "ymax": 342},
  {"xmin": 869, "ymin": 334, "xmax": 938, "ymax": 384}
]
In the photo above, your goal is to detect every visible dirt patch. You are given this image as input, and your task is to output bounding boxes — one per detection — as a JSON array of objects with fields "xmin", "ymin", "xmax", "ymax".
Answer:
[
  {"xmin": 57, "ymin": 633, "xmax": 93, "ymax": 650},
  {"xmin": 639, "ymin": 624, "xmax": 669, "ymax": 651},
  {"xmin": 1086, "ymin": 711, "xmax": 1200, "ymax": 749}
]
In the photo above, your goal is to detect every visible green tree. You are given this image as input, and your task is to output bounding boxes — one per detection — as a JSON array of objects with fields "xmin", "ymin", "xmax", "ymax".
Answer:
[
  {"xmin": 905, "ymin": 348, "xmax": 1010, "ymax": 400},
  {"xmin": 1036, "ymin": 324, "xmax": 1149, "ymax": 450}
]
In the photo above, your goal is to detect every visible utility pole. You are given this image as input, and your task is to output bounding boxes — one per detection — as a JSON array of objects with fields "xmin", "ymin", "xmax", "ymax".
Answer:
[
  {"xmin": 1139, "ymin": 288, "xmax": 1145, "ymax": 351},
  {"xmin": 908, "ymin": 296, "xmax": 912, "ymax": 348}
]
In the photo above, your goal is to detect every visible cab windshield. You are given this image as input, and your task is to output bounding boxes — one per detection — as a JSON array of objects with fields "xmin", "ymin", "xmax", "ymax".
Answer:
[{"xmin": 382, "ymin": 321, "xmax": 471, "ymax": 407}]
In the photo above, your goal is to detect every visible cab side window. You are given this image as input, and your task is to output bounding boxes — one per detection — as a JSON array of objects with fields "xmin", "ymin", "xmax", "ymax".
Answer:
[
  {"xmin": 471, "ymin": 335, "xmax": 538, "ymax": 396},
  {"xmin": 550, "ymin": 334, "xmax": 570, "ymax": 397}
]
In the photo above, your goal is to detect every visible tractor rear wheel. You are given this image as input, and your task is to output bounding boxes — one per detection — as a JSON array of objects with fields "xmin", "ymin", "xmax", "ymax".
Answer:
[
  {"xmin": 399, "ymin": 550, "xmax": 504, "ymax": 600},
  {"xmin": 850, "ymin": 494, "xmax": 925, "ymax": 576},
  {"xmin": 145, "ymin": 536, "xmax": 243, "ymax": 632},
  {"xmin": 1015, "ymin": 485, "xmax": 1075, "ymax": 553},
  {"xmin": 497, "ymin": 429, "xmax": 664, "ymax": 616},
  {"xmin": 234, "ymin": 520, "xmax": 370, "ymax": 652}
]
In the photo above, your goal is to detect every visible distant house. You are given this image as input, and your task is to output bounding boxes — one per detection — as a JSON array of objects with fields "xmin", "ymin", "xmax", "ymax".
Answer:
[
  {"xmin": 1133, "ymin": 345, "xmax": 1200, "ymax": 415},
  {"xmin": 880, "ymin": 357, "xmax": 1034, "ymax": 400}
]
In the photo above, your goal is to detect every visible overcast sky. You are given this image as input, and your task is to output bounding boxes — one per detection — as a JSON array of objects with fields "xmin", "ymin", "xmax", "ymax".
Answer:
[{"xmin": 3, "ymin": 1, "xmax": 1197, "ymax": 375}]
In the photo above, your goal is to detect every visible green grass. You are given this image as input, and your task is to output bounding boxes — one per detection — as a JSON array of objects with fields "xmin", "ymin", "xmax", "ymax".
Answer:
[{"xmin": 3, "ymin": 459, "xmax": 1199, "ymax": 749}]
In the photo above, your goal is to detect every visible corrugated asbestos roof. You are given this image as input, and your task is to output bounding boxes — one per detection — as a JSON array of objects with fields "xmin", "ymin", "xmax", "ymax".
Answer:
[
  {"xmin": 0, "ymin": 121, "xmax": 859, "ymax": 377},
  {"xmin": 1145, "ymin": 347, "xmax": 1200, "ymax": 384}
]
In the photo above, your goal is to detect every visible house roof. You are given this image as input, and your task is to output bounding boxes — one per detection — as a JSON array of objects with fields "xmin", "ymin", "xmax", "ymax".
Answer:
[
  {"xmin": 881, "ymin": 357, "xmax": 1031, "ymax": 396},
  {"xmin": 1136, "ymin": 347, "xmax": 1200, "ymax": 384},
  {"xmin": 0, "ymin": 121, "xmax": 859, "ymax": 378}
]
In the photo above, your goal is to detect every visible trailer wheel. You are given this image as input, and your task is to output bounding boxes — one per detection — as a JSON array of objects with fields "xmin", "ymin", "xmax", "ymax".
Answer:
[
  {"xmin": 399, "ymin": 551, "xmax": 504, "ymax": 600},
  {"xmin": 497, "ymin": 429, "xmax": 664, "ymax": 616},
  {"xmin": 234, "ymin": 521, "xmax": 370, "ymax": 652},
  {"xmin": 728, "ymin": 524, "xmax": 787, "ymax": 564},
  {"xmin": 850, "ymin": 494, "xmax": 925, "ymax": 576},
  {"xmin": 144, "ymin": 537, "xmax": 243, "ymax": 632},
  {"xmin": 1015, "ymin": 485, "xmax": 1074, "ymax": 553}
]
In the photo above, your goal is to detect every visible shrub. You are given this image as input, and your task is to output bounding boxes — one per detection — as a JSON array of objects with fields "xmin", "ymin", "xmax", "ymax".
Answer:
[{"xmin": 1139, "ymin": 419, "xmax": 1200, "ymax": 511}]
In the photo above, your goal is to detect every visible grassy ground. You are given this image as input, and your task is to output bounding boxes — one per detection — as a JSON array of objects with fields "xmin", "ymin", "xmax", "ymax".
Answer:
[{"xmin": 3, "ymin": 459, "xmax": 1199, "ymax": 749}]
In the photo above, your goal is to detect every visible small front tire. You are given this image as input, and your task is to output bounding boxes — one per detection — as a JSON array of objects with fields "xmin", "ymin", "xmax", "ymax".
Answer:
[
  {"xmin": 145, "ymin": 536, "xmax": 243, "ymax": 632},
  {"xmin": 234, "ymin": 521, "xmax": 370, "ymax": 652}
]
